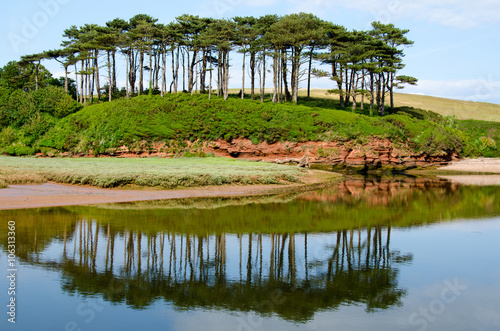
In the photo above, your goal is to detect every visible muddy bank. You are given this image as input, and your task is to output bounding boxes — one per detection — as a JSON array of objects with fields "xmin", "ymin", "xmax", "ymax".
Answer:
[{"xmin": 0, "ymin": 170, "xmax": 339, "ymax": 210}]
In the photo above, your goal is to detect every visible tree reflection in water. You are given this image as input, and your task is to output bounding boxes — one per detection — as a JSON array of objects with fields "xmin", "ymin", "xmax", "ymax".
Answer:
[
  {"xmin": 36, "ymin": 219, "xmax": 410, "ymax": 322},
  {"xmin": 2, "ymin": 177, "xmax": 500, "ymax": 322}
]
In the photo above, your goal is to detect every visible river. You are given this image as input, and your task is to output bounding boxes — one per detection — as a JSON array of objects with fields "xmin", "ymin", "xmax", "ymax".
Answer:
[{"xmin": 1, "ymin": 176, "xmax": 499, "ymax": 330}]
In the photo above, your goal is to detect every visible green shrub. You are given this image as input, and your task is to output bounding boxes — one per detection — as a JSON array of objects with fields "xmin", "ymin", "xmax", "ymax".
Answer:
[
  {"xmin": 4, "ymin": 143, "xmax": 36, "ymax": 156},
  {"xmin": 32, "ymin": 86, "xmax": 81, "ymax": 118},
  {"xmin": 0, "ymin": 127, "xmax": 17, "ymax": 147}
]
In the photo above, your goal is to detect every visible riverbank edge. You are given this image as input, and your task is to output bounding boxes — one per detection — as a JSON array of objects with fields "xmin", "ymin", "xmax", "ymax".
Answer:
[{"xmin": 0, "ymin": 170, "xmax": 343, "ymax": 210}]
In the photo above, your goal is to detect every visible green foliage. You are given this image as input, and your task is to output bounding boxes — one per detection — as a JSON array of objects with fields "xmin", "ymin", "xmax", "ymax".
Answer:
[
  {"xmin": 48, "ymin": 77, "xmax": 78, "ymax": 101},
  {"xmin": 0, "ymin": 91, "xmax": 499, "ymax": 158},
  {"xmin": 455, "ymin": 119, "xmax": 500, "ymax": 157},
  {"xmin": 0, "ymin": 90, "xmax": 36, "ymax": 128},
  {"xmin": 0, "ymin": 127, "xmax": 17, "ymax": 148},
  {"xmin": 384, "ymin": 114, "xmax": 465, "ymax": 154},
  {"xmin": 4, "ymin": 144, "xmax": 36, "ymax": 156},
  {"xmin": 32, "ymin": 86, "xmax": 81, "ymax": 118},
  {"xmin": 0, "ymin": 61, "xmax": 52, "ymax": 91}
]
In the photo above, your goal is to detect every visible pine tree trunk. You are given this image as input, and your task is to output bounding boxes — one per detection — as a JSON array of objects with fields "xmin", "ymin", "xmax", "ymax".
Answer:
[
  {"xmin": 129, "ymin": 50, "xmax": 137, "ymax": 95},
  {"xmin": 291, "ymin": 50, "xmax": 296, "ymax": 102},
  {"xmin": 333, "ymin": 60, "xmax": 344, "ymax": 107},
  {"xmin": 188, "ymin": 50, "xmax": 198, "ymax": 93},
  {"xmin": 108, "ymin": 51, "xmax": 112, "ymax": 102},
  {"xmin": 112, "ymin": 50, "xmax": 117, "ymax": 91},
  {"xmin": 187, "ymin": 50, "xmax": 192, "ymax": 92},
  {"xmin": 369, "ymin": 71, "xmax": 374, "ymax": 116},
  {"xmin": 74, "ymin": 63, "xmax": 79, "ymax": 103},
  {"xmin": 344, "ymin": 68, "xmax": 350, "ymax": 106},
  {"xmin": 64, "ymin": 64, "xmax": 69, "ymax": 93},
  {"xmin": 361, "ymin": 68, "xmax": 365, "ymax": 111},
  {"xmin": 224, "ymin": 51, "xmax": 229, "ymax": 100},
  {"xmin": 84, "ymin": 60, "xmax": 88, "ymax": 106},
  {"xmin": 350, "ymin": 70, "xmax": 356, "ymax": 111},
  {"xmin": 172, "ymin": 48, "xmax": 178, "ymax": 94},
  {"xmin": 162, "ymin": 50, "xmax": 167, "ymax": 97},
  {"xmin": 272, "ymin": 49, "xmax": 278, "ymax": 103},
  {"xmin": 80, "ymin": 61, "xmax": 84, "ymax": 103},
  {"xmin": 149, "ymin": 47, "xmax": 153, "ymax": 94},
  {"xmin": 182, "ymin": 49, "xmax": 186, "ymax": 92},
  {"xmin": 125, "ymin": 53, "xmax": 130, "ymax": 98},
  {"xmin": 209, "ymin": 49, "xmax": 212, "ymax": 100},
  {"xmin": 250, "ymin": 51, "xmax": 255, "ymax": 100},
  {"xmin": 293, "ymin": 47, "xmax": 300, "ymax": 105},
  {"xmin": 201, "ymin": 49, "xmax": 207, "ymax": 93},
  {"xmin": 278, "ymin": 49, "xmax": 282, "ymax": 103},
  {"xmin": 282, "ymin": 49, "xmax": 291, "ymax": 102},
  {"xmin": 376, "ymin": 72, "xmax": 382, "ymax": 114},
  {"xmin": 241, "ymin": 50, "xmax": 246, "ymax": 99},
  {"xmin": 307, "ymin": 46, "xmax": 314, "ymax": 101},
  {"xmin": 175, "ymin": 48, "xmax": 180, "ymax": 93},
  {"xmin": 261, "ymin": 49, "xmax": 266, "ymax": 103},
  {"xmin": 95, "ymin": 50, "xmax": 101, "ymax": 101},
  {"xmin": 191, "ymin": 63, "xmax": 198, "ymax": 96},
  {"xmin": 35, "ymin": 62, "xmax": 39, "ymax": 91},
  {"xmin": 390, "ymin": 72, "xmax": 394, "ymax": 109},
  {"xmin": 380, "ymin": 73, "xmax": 387, "ymax": 116},
  {"xmin": 139, "ymin": 50, "xmax": 144, "ymax": 95},
  {"xmin": 155, "ymin": 49, "xmax": 161, "ymax": 90},
  {"xmin": 90, "ymin": 59, "xmax": 95, "ymax": 103},
  {"xmin": 217, "ymin": 50, "xmax": 222, "ymax": 97}
]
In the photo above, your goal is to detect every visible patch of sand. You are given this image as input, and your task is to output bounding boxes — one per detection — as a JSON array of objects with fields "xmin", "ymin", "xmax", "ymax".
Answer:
[{"xmin": 437, "ymin": 158, "xmax": 500, "ymax": 173}]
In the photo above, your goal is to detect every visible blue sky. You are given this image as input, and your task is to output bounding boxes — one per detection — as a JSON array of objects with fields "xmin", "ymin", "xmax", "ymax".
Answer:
[{"xmin": 1, "ymin": 0, "xmax": 500, "ymax": 104}]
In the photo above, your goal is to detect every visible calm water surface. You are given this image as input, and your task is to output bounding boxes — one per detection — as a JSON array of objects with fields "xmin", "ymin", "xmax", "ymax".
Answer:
[{"xmin": 1, "ymin": 177, "xmax": 500, "ymax": 331}]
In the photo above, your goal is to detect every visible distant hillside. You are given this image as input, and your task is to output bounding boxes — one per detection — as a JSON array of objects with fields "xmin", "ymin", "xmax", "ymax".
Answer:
[{"xmin": 300, "ymin": 89, "xmax": 500, "ymax": 122}]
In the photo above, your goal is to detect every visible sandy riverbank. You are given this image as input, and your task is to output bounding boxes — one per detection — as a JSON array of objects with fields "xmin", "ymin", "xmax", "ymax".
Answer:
[
  {"xmin": 3, "ymin": 158, "xmax": 500, "ymax": 210},
  {"xmin": 435, "ymin": 158, "xmax": 500, "ymax": 185},
  {"xmin": 437, "ymin": 158, "xmax": 500, "ymax": 173},
  {"xmin": 0, "ymin": 170, "xmax": 339, "ymax": 210}
]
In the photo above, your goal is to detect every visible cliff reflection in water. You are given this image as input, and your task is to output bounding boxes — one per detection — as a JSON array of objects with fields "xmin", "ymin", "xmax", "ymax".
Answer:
[{"xmin": 1, "ymin": 177, "xmax": 500, "ymax": 322}]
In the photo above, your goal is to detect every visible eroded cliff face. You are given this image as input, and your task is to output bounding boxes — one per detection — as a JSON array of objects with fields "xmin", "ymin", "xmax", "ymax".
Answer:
[
  {"xmin": 57, "ymin": 138, "xmax": 459, "ymax": 170},
  {"xmin": 204, "ymin": 138, "xmax": 459, "ymax": 170}
]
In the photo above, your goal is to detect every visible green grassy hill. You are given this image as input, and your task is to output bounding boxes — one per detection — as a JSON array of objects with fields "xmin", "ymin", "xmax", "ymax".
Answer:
[{"xmin": 1, "ymin": 91, "xmax": 499, "ymax": 158}]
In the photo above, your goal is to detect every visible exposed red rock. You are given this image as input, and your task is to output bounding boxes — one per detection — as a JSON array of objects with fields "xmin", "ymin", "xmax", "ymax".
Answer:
[{"xmin": 39, "ymin": 137, "xmax": 458, "ymax": 169}]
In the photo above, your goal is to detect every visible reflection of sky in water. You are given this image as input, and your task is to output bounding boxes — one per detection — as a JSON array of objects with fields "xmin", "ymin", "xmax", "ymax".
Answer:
[{"xmin": 1, "ymin": 218, "xmax": 499, "ymax": 330}]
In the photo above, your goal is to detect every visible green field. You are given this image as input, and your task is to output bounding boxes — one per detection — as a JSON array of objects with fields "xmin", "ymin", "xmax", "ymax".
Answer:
[{"xmin": 0, "ymin": 156, "xmax": 314, "ymax": 189}]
